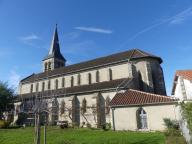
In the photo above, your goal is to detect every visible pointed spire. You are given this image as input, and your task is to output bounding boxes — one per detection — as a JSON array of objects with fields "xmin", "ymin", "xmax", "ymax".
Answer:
[
  {"xmin": 43, "ymin": 24, "xmax": 66, "ymax": 61},
  {"xmin": 49, "ymin": 24, "xmax": 60, "ymax": 55}
]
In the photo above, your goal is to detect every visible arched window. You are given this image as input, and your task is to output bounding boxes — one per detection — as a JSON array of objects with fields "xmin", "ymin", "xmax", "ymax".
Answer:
[
  {"xmin": 105, "ymin": 96, "xmax": 110, "ymax": 114},
  {"xmin": 60, "ymin": 100, "xmax": 65, "ymax": 115},
  {"xmin": 81, "ymin": 98, "xmax": 87, "ymax": 114},
  {"xmin": 48, "ymin": 62, "xmax": 51, "ymax": 70},
  {"xmin": 45, "ymin": 62, "xmax": 48, "ymax": 71},
  {"xmin": 36, "ymin": 83, "xmax": 39, "ymax": 92},
  {"xmin": 62, "ymin": 77, "xmax": 65, "ymax": 88},
  {"xmin": 71, "ymin": 76, "xmax": 74, "ymax": 87},
  {"xmin": 88, "ymin": 73, "xmax": 92, "ymax": 84},
  {"xmin": 96, "ymin": 71, "xmax": 100, "ymax": 82},
  {"xmin": 138, "ymin": 72, "xmax": 144, "ymax": 91},
  {"xmin": 55, "ymin": 79, "xmax": 58, "ymax": 89},
  {"xmin": 42, "ymin": 82, "xmax": 45, "ymax": 91},
  {"xmin": 136, "ymin": 108, "xmax": 148, "ymax": 129},
  {"xmin": 48, "ymin": 80, "xmax": 51, "ymax": 90},
  {"xmin": 30, "ymin": 84, "xmax": 33, "ymax": 93},
  {"xmin": 109, "ymin": 68, "xmax": 112, "ymax": 81},
  {"xmin": 78, "ymin": 74, "xmax": 81, "ymax": 85}
]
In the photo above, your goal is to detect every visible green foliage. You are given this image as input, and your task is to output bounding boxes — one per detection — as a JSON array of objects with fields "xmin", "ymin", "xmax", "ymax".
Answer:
[
  {"xmin": 163, "ymin": 118, "xmax": 181, "ymax": 138},
  {"xmin": 0, "ymin": 120, "xmax": 10, "ymax": 129},
  {"xmin": 181, "ymin": 102, "xmax": 192, "ymax": 134},
  {"xmin": 102, "ymin": 123, "xmax": 111, "ymax": 131},
  {"xmin": 0, "ymin": 81, "xmax": 14, "ymax": 119},
  {"xmin": 163, "ymin": 118, "xmax": 179, "ymax": 130}
]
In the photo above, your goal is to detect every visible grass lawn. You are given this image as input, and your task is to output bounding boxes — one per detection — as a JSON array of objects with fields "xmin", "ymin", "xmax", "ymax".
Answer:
[{"xmin": 0, "ymin": 127, "xmax": 185, "ymax": 144}]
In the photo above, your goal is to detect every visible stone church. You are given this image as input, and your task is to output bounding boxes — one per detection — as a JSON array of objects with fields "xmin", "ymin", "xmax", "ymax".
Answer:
[{"xmin": 14, "ymin": 26, "xmax": 178, "ymax": 130}]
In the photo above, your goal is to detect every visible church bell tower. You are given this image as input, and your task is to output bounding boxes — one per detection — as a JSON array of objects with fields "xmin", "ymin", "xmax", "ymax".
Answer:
[{"xmin": 42, "ymin": 25, "xmax": 66, "ymax": 72}]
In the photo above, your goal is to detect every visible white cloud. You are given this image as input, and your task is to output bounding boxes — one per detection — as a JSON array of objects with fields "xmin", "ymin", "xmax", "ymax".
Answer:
[
  {"xmin": 121, "ymin": 6, "xmax": 192, "ymax": 45},
  {"xmin": 8, "ymin": 70, "xmax": 21, "ymax": 91},
  {"xmin": 168, "ymin": 7, "xmax": 192, "ymax": 24},
  {"xmin": 20, "ymin": 34, "xmax": 40, "ymax": 41},
  {"xmin": 74, "ymin": 27, "xmax": 113, "ymax": 34}
]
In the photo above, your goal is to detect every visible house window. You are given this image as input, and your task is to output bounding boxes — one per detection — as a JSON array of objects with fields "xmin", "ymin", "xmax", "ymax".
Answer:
[
  {"xmin": 30, "ymin": 84, "xmax": 33, "ymax": 93},
  {"xmin": 105, "ymin": 96, "xmax": 110, "ymax": 114},
  {"xmin": 78, "ymin": 74, "xmax": 81, "ymax": 85},
  {"xmin": 71, "ymin": 76, "xmax": 74, "ymax": 87},
  {"xmin": 81, "ymin": 98, "xmax": 87, "ymax": 114},
  {"xmin": 42, "ymin": 82, "xmax": 45, "ymax": 91},
  {"xmin": 62, "ymin": 77, "xmax": 65, "ymax": 88},
  {"xmin": 36, "ymin": 83, "xmax": 39, "ymax": 92},
  {"xmin": 88, "ymin": 73, "xmax": 92, "ymax": 84},
  {"xmin": 109, "ymin": 68, "xmax": 113, "ymax": 81},
  {"xmin": 55, "ymin": 79, "xmax": 58, "ymax": 89},
  {"xmin": 96, "ymin": 71, "xmax": 100, "ymax": 82},
  {"xmin": 136, "ymin": 108, "xmax": 148, "ymax": 129},
  {"xmin": 48, "ymin": 80, "xmax": 51, "ymax": 90}
]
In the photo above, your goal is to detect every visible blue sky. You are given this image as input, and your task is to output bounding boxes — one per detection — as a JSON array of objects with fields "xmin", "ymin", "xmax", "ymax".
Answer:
[{"xmin": 0, "ymin": 0, "xmax": 192, "ymax": 95}]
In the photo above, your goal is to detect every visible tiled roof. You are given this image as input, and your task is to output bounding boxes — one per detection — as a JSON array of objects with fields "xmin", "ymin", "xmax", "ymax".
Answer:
[
  {"xmin": 17, "ymin": 78, "xmax": 132, "ymax": 100},
  {"xmin": 175, "ymin": 70, "xmax": 192, "ymax": 81},
  {"xmin": 171, "ymin": 70, "xmax": 192, "ymax": 95},
  {"xmin": 21, "ymin": 49, "xmax": 162, "ymax": 83},
  {"xmin": 110, "ymin": 89, "xmax": 178, "ymax": 107}
]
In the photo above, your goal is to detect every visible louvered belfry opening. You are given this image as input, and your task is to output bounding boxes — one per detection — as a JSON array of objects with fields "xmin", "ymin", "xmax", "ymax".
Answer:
[
  {"xmin": 72, "ymin": 95, "xmax": 80, "ymax": 126},
  {"xmin": 96, "ymin": 92, "xmax": 106, "ymax": 128}
]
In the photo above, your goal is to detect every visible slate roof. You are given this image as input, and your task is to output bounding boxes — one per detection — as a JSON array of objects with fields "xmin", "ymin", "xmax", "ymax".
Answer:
[
  {"xmin": 110, "ymin": 89, "xmax": 178, "ymax": 107},
  {"xmin": 43, "ymin": 25, "xmax": 66, "ymax": 61},
  {"xmin": 18, "ymin": 78, "xmax": 131, "ymax": 100},
  {"xmin": 21, "ymin": 49, "xmax": 162, "ymax": 83},
  {"xmin": 172, "ymin": 70, "xmax": 192, "ymax": 95}
]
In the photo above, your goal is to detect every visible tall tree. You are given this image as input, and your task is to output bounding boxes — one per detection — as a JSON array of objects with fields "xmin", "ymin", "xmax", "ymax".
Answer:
[{"xmin": 0, "ymin": 81, "xmax": 14, "ymax": 119}]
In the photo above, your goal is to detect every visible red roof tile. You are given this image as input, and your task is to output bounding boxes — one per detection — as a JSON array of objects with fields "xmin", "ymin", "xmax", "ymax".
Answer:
[
  {"xmin": 110, "ymin": 89, "xmax": 178, "ymax": 107},
  {"xmin": 176, "ymin": 70, "xmax": 192, "ymax": 81},
  {"xmin": 171, "ymin": 70, "xmax": 192, "ymax": 95}
]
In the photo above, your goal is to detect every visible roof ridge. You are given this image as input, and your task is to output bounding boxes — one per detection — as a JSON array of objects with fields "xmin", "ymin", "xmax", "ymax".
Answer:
[
  {"xmin": 135, "ymin": 49, "xmax": 148, "ymax": 57},
  {"xmin": 128, "ymin": 89, "xmax": 175, "ymax": 99}
]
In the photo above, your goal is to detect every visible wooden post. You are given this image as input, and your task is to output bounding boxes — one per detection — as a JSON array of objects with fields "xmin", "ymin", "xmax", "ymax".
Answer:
[
  {"xmin": 37, "ymin": 112, "xmax": 41, "ymax": 144},
  {"xmin": 44, "ymin": 114, "xmax": 47, "ymax": 144}
]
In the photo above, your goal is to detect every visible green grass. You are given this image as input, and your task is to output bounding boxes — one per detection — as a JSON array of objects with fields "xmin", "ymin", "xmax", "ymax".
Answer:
[{"xmin": 0, "ymin": 127, "xmax": 185, "ymax": 144}]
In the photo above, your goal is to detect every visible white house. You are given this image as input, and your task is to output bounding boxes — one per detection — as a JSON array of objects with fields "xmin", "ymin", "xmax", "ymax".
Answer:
[{"xmin": 172, "ymin": 70, "xmax": 192, "ymax": 143}]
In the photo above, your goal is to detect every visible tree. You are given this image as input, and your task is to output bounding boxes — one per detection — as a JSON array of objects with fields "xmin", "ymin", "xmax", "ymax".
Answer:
[{"xmin": 0, "ymin": 81, "xmax": 14, "ymax": 119}]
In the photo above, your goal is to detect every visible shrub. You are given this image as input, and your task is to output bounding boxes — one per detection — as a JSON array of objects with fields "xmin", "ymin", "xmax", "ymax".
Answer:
[
  {"xmin": 163, "ymin": 118, "xmax": 180, "ymax": 136},
  {"xmin": 102, "ymin": 123, "xmax": 111, "ymax": 131},
  {"xmin": 0, "ymin": 120, "xmax": 10, "ymax": 128},
  {"xmin": 163, "ymin": 118, "xmax": 179, "ymax": 130}
]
